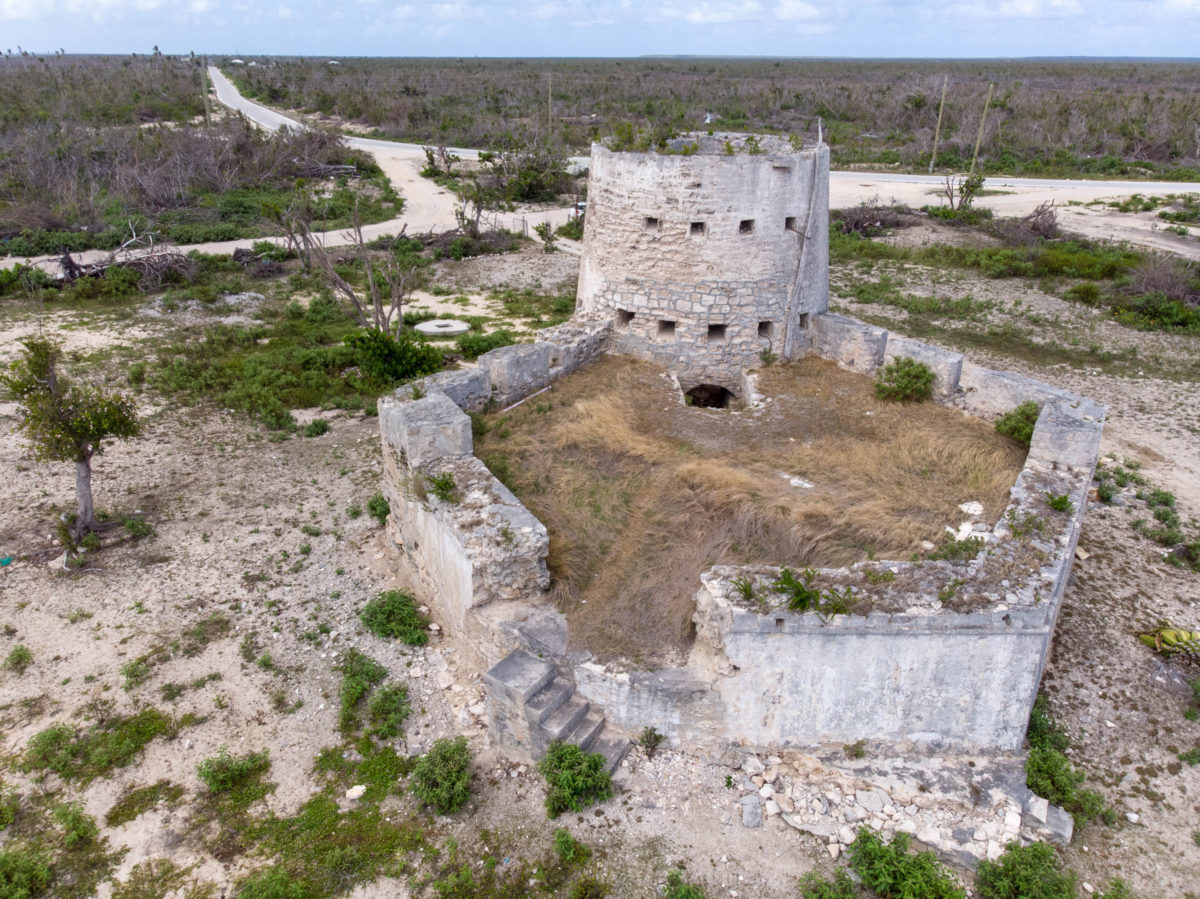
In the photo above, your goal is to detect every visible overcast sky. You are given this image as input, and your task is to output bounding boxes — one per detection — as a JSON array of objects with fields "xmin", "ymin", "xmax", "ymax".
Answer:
[{"xmin": 2, "ymin": 0, "xmax": 1199, "ymax": 58}]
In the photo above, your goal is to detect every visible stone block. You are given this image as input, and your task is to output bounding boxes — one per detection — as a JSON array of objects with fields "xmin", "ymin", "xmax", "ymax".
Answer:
[
  {"xmin": 480, "ymin": 343, "xmax": 554, "ymax": 407},
  {"xmin": 379, "ymin": 392, "xmax": 472, "ymax": 468},
  {"xmin": 810, "ymin": 313, "xmax": 888, "ymax": 373},
  {"xmin": 883, "ymin": 334, "xmax": 964, "ymax": 396},
  {"xmin": 1027, "ymin": 402, "xmax": 1105, "ymax": 474},
  {"xmin": 413, "ymin": 367, "xmax": 491, "ymax": 412},
  {"xmin": 957, "ymin": 363, "xmax": 1107, "ymax": 421}
]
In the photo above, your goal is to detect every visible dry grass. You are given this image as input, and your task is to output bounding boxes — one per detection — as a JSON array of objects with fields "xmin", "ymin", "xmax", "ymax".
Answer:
[{"xmin": 475, "ymin": 356, "xmax": 1025, "ymax": 665}]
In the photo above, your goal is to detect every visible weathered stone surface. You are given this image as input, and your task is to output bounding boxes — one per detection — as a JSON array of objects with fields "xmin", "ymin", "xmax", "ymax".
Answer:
[
  {"xmin": 810, "ymin": 312, "xmax": 887, "ymax": 373},
  {"xmin": 1027, "ymin": 402, "xmax": 1105, "ymax": 474},
  {"xmin": 956, "ymin": 362, "xmax": 1107, "ymax": 421},
  {"xmin": 741, "ymin": 795, "xmax": 763, "ymax": 828},
  {"xmin": 410, "ymin": 367, "xmax": 491, "ymax": 412},
  {"xmin": 479, "ymin": 343, "xmax": 555, "ymax": 408},
  {"xmin": 379, "ymin": 391, "xmax": 472, "ymax": 467}
]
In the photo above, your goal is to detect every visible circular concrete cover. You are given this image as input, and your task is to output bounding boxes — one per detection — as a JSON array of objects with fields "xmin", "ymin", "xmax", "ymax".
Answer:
[{"xmin": 414, "ymin": 319, "xmax": 469, "ymax": 337}]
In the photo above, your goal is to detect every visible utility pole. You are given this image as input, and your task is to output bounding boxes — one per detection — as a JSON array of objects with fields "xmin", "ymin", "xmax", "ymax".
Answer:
[
  {"xmin": 201, "ymin": 56, "xmax": 212, "ymax": 127},
  {"xmin": 969, "ymin": 82, "xmax": 994, "ymax": 179},
  {"xmin": 929, "ymin": 76, "xmax": 948, "ymax": 174}
]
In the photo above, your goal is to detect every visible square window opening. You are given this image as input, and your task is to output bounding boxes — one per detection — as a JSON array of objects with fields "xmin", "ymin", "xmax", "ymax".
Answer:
[
  {"xmin": 690, "ymin": 221, "xmax": 707, "ymax": 236},
  {"xmin": 774, "ymin": 618, "xmax": 785, "ymax": 631},
  {"xmin": 797, "ymin": 313, "xmax": 810, "ymax": 330},
  {"xmin": 616, "ymin": 309, "xmax": 634, "ymax": 328},
  {"xmin": 758, "ymin": 321, "xmax": 775, "ymax": 339},
  {"xmin": 785, "ymin": 216, "xmax": 800, "ymax": 233},
  {"xmin": 657, "ymin": 319, "xmax": 676, "ymax": 338},
  {"xmin": 643, "ymin": 216, "xmax": 660, "ymax": 233},
  {"xmin": 707, "ymin": 323, "xmax": 727, "ymax": 342},
  {"xmin": 739, "ymin": 219, "xmax": 755, "ymax": 235}
]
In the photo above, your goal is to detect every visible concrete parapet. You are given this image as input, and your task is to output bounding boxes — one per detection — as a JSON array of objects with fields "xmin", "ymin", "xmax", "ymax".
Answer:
[
  {"xmin": 538, "ymin": 319, "xmax": 613, "ymax": 379},
  {"xmin": 956, "ymin": 362, "xmax": 1107, "ymax": 422},
  {"xmin": 810, "ymin": 313, "xmax": 888, "ymax": 373},
  {"xmin": 1027, "ymin": 402, "xmax": 1105, "ymax": 475},
  {"xmin": 409, "ymin": 367, "xmax": 492, "ymax": 412},
  {"xmin": 883, "ymin": 334, "xmax": 964, "ymax": 397},
  {"xmin": 479, "ymin": 343, "xmax": 554, "ymax": 408},
  {"xmin": 378, "ymin": 391, "xmax": 473, "ymax": 467}
]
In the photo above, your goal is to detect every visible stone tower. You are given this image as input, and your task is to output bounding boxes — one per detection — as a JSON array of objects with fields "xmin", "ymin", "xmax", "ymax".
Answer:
[{"xmin": 576, "ymin": 133, "xmax": 829, "ymax": 396}]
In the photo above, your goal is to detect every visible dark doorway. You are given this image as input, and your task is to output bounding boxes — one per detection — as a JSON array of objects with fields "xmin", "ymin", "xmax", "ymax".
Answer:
[{"xmin": 685, "ymin": 384, "xmax": 735, "ymax": 409}]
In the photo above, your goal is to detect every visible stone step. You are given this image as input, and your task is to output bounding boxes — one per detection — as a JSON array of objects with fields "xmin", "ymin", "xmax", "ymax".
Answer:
[
  {"xmin": 590, "ymin": 729, "xmax": 632, "ymax": 775},
  {"xmin": 542, "ymin": 694, "xmax": 590, "ymax": 742},
  {"xmin": 526, "ymin": 677, "xmax": 575, "ymax": 725},
  {"xmin": 484, "ymin": 649, "xmax": 555, "ymax": 702},
  {"xmin": 565, "ymin": 707, "xmax": 605, "ymax": 752}
]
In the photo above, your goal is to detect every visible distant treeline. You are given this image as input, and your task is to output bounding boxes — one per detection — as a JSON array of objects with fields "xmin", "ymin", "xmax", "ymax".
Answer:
[
  {"xmin": 227, "ymin": 57, "xmax": 1200, "ymax": 179},
  {"xmin": 0, "ymin": 55, "xmax": 398, "ymax": 256}
]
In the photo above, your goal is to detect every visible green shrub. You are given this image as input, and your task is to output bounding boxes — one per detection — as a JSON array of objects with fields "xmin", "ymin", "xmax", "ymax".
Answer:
[
  {"xmin": 53, "ymin": 802, "xmax": 99, "ymax": 848},
  {"xmin": 567, "ymin": 877, "xmax": 610, "ymax": 899},
  {"xmin": 1046, "ymin": 493, "xmax": 1073, "ymax": 513},
  {"xmin": 235, "ymin": 865, "xmax": 311, "ymax": 899},
  {"xmin": 538, "ymin": 741, "xmax": 614, "ymax": 819},
  {"xmin": 995, "ymin": 401, "xmax": 1041, "ymax": 447},
  {"xmin": 0, "ymin": 847, "xmax": 51, "ymax": 898},
  {"xmin": 23, "ymin": 709, "xmax": 178, "ymax": 783},
  {"xmin": 456, "ymin": 330, "xmax": 518, "ymax": 360},
  {"xmin": 1097, "ymin": 481, "xmax": 1117, "ymax": 503},
  {"xmin": 663, "ymin": 869, "xmax": 709, "ymax": 898},
  {"xmin": 3, "ymin": 645, "xmax": 32, "ymax": 674},
  {"xmin": 367, "ymin": 684, "xmax": 411, "ymax": 740},
  {"xmin": 343, "ymin": 328, "xmax": 442, "ymax": 385},
  {"xmin": 1025, "ymin": 746, "xmax": 1108, "ymax": 825},
  {"xmin": 553, "ymin": 828, "xmax": 591, "ymax": 865},
  {"xmin": 411, "ymin": 736, "xmax": 472, "ymax": 815},
  {"xmin": 197, "ymin": 747, "xmax": 271, "ymax": 794},
  {"xmin": 847, "ymin": 827, "xmax": 965, "ymax": 899},
  {"xmin": 123, "ymin": 517, "xmax": 153, "ymax": 538},
  {"xmin": 336, "ymin": 649, "xmax": 388, "ymax": 733},
  {"xmin": 427, "ymin": 471, "xmax": 459, "ymax": 503},
  {"xmin": 976, "ymin": 841, "xmax": 1076, "ymax": 899},
  {"xmin": 367, "ymin": 492, "xmax": 389, "ymax": 526},
  {"xmin": 303, "ymin": 418, "xmax": 329, "ymax": 438},
  {"xmin": 873, "ymin": 357, "xmax": 935, "ymax": 402},
  {"xmin": 358, "ymin": 590, "xmax": 429, "ymax": 645},
  {"xmin": 1065, "ymin": 281, "xmax": 1103, "ymax": 305},
  {"xmin": 797, "ymin": 869, "xmax": 857, "ymax": 899},
  {"xmin": 925, "ymin": 535, "xmax": 985, "ymax": 561},
  {"xmin": 639, "ymin": 726, "xmax": 665, "ymax": 759},
  {"xmin": 1027, "ymin": 694, "xmax": 1070, "ymax": 753}
]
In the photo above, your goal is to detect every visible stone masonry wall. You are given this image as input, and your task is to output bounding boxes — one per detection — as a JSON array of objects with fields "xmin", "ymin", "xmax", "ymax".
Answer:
[{"xmin": 577, "ymin": 134, "xmax": 829, "ymax": 389}]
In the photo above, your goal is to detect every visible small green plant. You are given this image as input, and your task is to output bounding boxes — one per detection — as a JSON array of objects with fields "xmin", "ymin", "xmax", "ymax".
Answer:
[
  {"xmin": 1179, "ymin": 746, "xmax": 1200, "ymax": 765},
  {"xmin": 730, "ymin": 576, "xmax": 757, "ymax": 602},
  {"xmin": 358, "ymin": 589, "xmax": 429, "ymax": 645},
  {"xmin": 105, "ymin": 780, "xmax": 185, "ymax": 827},
  {"xmin": 539, "ymin": 740, "xmax": 613, "ymax": 818},
  {"xmin": 367, "ymin": 684, "xmax": 411, "ymax": 739},
  {"xmin": 724, "ymin": 774, "xmax": 734, "ymax": 789},
  {"xmin": 336, "ymin": 649, "xmax": 387, "ymax": 733},
  {"xmin": 844, "ymin": 739, "xmax": 866, "ymax": 759},
  {"xmin": 553, "ymin": 827, "xmax": 591, "ymax": 865},
  {"xmin": 303, "ymin": 418, "xmax": 330, "ymax": 437},
  {"xmin": 53, "ymin": 801, "xmax": 99, "ymax": 847},
  {"xmin": 865, "ymin": 568, "xmax": 896, "ymax": 584},
  {"xmin": 533, "ymin": 221, "xmax": 558, "ymax": 252},
  {"xmin": 938, "ymin": 578, "xmax": 964, "ymax": 602},
  {"xmin": 797, "ymin": 869, "xmax": 856, "ymax": 899},
  {"xmin": 120, "ymin": 657, "xmax": 152, "ymax": 691},
  {"xmin": 772, "ymin": 567, "xmax": 821, "ymax": 611},
  {"xmin": 1025, "ymin": 695, "xmax": 1111, "ymax": 826},
  {"xmin": 367, "ymin": 492, "xmax": 389, "ymax": 526},
  {"xmin": 1097, "ymin": 481, "xmax": 1117, "ymax": 503},
  {"xmin": 639, "ymin": 726, "xmax": 665, "ymax": 759},
  {"xmin": 234, "ymin": 865, "xmax": 308, "ymax": 899},
  {"xmin": 1046, "ymin": 493, "xmax": 1073, "ymax": 513},
  {"xmin": 346, "ymin": 502, "xmax": 362, "ymax": 519},
  {"xmin": 426, "ymin": 471, "xmax": 459, "ymax": 503},
  {"xmin": 873, "ymin": 357, "xmax": 935, "ymax": 402},
  {"xmin": 848, "ymin": 827, "xmax": 965, "ymax": 899},
  {"xmin": 411, "ymin": 736, "xmax": 473, "ymax": 814},
  {"xmin": 995, "ymin": 401, "xmax": 1041, "ymax": 447},
  {"xmin": 123, "ymin": 516, "xmax": 153, "ymax": 538},
  {"xmin": 0, "ymin": 847, "xmax": 51, "ymax": 896},
  {"xmin": 975, "ymin": 840, "xmax": 1076, "ymax": 899},
  {"xmin": 197, "ymin": 746, "xmax": 271, "ymax": 794},
  {"xmin": 663, "ymin": 869, "xmax": 708, "ymax": 898},
  {"xmin": 758, "ymin": 348, "xmax": 778, "ymax": 366},
  {"xmin": 3, "ymin": 644, "xmax": 32, "ymax": 674},
  {"xmin": 1006, "ymin": 510, "xmax": 1047, "ymax": 539}
]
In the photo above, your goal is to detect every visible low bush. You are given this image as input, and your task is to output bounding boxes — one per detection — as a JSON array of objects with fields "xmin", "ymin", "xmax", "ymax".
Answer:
[
  {"xmin": 411, "ymin": 736, "xmax": 472, "ymax": 814},
  {"xmin": 197, "ymin": 747, "xmax": 271, "ymax": 794},
  {"xmin": 3, "ymin": 645, "xmax": 32, "ymax": 674},
  {"xmin": 539, "ymin": 741, "xmax": 614, "ymax": 819},
  {"xmin": 24, "ymin": 709, "xmax": 179, "ymax": 783},
  {"xmin": 455, "ymin": 330, "xmax": 518, "ymax": 360},
  {"xmin": 0, "ymin": 847, "xmax": 51, "ymax": 897},
  {"xmin": 367, "ymin": 492, "xmax": 389, "ymax": 526},
  {"xmin": 797, "ymin": 869, "xmax": 857, "ymax": 899},
  {"xmin": 873, "ymin": 357, "xmax": 935, "ymax": 402},
  {"xmin": 976, "ymin": 841, "xmax": 1076, "ymax": 899},
  {"xmin": 663, "ymin": 869, "xmax": 708, "ymax": 898},
  {"xmin": 336, "ymin": 650, "xmax": 388, "ymax": 733},
  {"xmin": 367, "ymin": 684, "xmax": 411, "ymax": 740},
  {"xmin": 303, "ymin": 418, "xmax": 329, "ymax": 438},
  {"xmin": 995, "ymin": 401, "xmax": 1041, "ymax": 447},
  {"xmin": 847, "ymin": 827, "xmax": 965, "ymax": 899},
  {"xmin": 553, "ymin": 828, "xmax": 591, "ymax": 865},
  {"xmin": 358, "ymin": 590, "xmax": 429, "ymax": 645}
]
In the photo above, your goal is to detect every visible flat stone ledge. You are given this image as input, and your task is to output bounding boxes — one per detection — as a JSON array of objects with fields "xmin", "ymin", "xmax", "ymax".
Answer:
[{"xmin": 378, "ymin": 391, "xmax": 472, "ymax": 467}]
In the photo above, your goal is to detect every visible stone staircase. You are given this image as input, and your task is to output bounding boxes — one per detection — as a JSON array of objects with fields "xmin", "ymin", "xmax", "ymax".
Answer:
[{"xmin": 484, "ymin": 649, "xmax": 630, "ymax": 773}]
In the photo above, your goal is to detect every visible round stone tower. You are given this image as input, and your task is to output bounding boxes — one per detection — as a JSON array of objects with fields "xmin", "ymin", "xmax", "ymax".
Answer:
[{"xmin": 577, "ymin": 133, "xmax": 829, "ymax": 395}]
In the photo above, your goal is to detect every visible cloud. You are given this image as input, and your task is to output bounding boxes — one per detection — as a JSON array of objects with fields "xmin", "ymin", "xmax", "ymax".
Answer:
[
  {"xmin": 0, "ymin": 0, "xmax": 165, "ymax": 20},
  {"xmin": 775, "ymin": 0, "xmax": 820, "ymax": 20}
]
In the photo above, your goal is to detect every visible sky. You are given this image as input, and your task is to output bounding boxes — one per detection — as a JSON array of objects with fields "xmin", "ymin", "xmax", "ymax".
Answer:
[{"xmin": 2, "ymin": 0, "xmax": 1200, "ymax": 58}]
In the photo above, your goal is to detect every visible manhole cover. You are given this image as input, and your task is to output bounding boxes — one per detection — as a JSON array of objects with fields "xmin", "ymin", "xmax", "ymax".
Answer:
[{"xmin": 414, "ymin": 319, "xmax": 469, "ymax": 337}]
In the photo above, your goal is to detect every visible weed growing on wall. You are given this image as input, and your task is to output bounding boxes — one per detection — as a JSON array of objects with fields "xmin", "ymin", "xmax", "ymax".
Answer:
[{"xmin": 995, "ymin": 401, "xmax": 1041, "ymax": 447}]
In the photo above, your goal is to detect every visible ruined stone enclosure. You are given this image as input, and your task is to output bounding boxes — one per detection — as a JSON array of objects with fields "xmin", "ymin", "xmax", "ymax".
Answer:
[{"xmin": 376, "ymin": 136, "xmax": 1105, "ymax": 770}]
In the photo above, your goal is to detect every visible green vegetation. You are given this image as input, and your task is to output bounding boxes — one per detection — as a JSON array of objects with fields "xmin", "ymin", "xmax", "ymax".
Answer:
[
  {"xmin": 797, "ymin": 870, "xmax": 857, "ymax": 899},
  {"xmin": 367, "ymin": 684, "xmax": 411, "ymax": 740},
  {"xmin": 975, "ymin": 841, "xmax": 1076, "ymax": 899},
  {"xmin": 0, "ymin": 793, "xmax": 124, "ymax": 899},
  {"xmin": 335, "ymin": 650, "xmax": 388, "ymax": 734},
  {"xmin": 847, "ymin": 827, "xmax": 965, "ymax": 899},
  {"xmin": 426, "ymin": 471, "xmax": 459, "ymax": 503},
  {"xmin": 538, "ymin": 741, "xmax": 614, "ymax": 819},
  {"xmin": 411, "ymin": 736, "xmax": 473, "ymax": 815},
  {"xmin": 358, "ymin": 589, "xmax": 429, "ymax": 645},
  {"xmin": 995, "ymin": 402, "xmax": 1041, "ymax": 447},
  {"xmin": 3, "ymin": 645, "xmax": 32, "ymax": 674},
  {"xmin": 456, "ymin": 330, "xmax": 519, "ymax": 360},
  {"xmin": 105, "ymin": 780, "xmax": 185, "ymax": 828},
  {"xmin": 553, "ymin": 829, "xmax": 591, "ymax": 866},
  {"xmin": 197, "ymin": 748, "xmax": 272, "ymax": 797},
  {"xmin": 367, "ymin": 492, "xmax": 390, "ymax": 526},
  {"xmin": 1024, "ymin": 695, "xmax": 1113, "ymax": 826},
  {"xmin": 771, "ymin": 568, "xmax": 859, "ymax": 617},
  {"xmin": 23, "ymin": 709, "xmax": 186, "ymax": 784},
  {"xmin": 663, "ymin": 870, "xmax": 708, "ymax": 898},
  {"xmin": 873, "ymin": 357, "xmax": 935, "ymax": 402}
]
